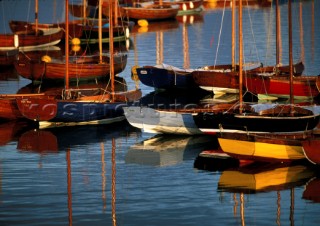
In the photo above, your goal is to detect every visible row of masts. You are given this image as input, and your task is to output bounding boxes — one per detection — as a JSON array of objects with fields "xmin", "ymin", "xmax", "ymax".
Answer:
[
  {"xmin": 235, "ymin": 0, "xmax": 295, "ymax": 112},
  {"xmin": 64, "ymin": 0, "xmax": 116, "ymax": 100}
]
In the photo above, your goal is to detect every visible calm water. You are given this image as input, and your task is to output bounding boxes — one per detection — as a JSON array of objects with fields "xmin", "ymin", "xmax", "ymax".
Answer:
[{"xmin": 1, "ymin": 0, "xmax": 320, "ymax": 225}]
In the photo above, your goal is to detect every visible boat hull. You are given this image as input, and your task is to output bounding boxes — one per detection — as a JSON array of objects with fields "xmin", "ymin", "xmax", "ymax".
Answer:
[
  {"xmin": 302, "ymin": 138, "xmax": 320, "ymax": 165},
  {"xmin": 218, "ymin": 133, "xmax": 306, "ymax": 162},
  {"xmin": 0, "ymin": 28, "xmax": 63, "ymax": 51},
  {"xmin": 120, "ymin": 5, "xmax": 179, "ymax": 21},
  {"xmin": 0, "ymin": 98, "xmax": 23, "ymax": 120},
  {"xmin": 155, "ymin": 0, "xmax": 204, "ymax": 15},
  {"xmin": 14, "ymin": 53, "xmax": 127, "ymax": 82},
  {"xmin": 193, "ymin": 106, "xmax": 320, "ymax": 134},
  {"xmin": 136, "ymin": 65, "xmax": 197, "ymax": 90},
  {"xmin": 9, "ymin": 20, "xmax": 83, "ymax": 40},
  {"xmin": 16, "ymin": 89, "xmax": 142, "ymax": 125},
  {"xmin": 123, "ymin": 106, "xmax": 202, "ymax": 135},
  {"xmin": 0, "ymin": 49, "xmax": 18, "ymax": 66},
  {"xmin": 246, "ymin": 74, "xmax": 320, "ymax": 99},
  {"xmin": 192, "ymin": 65, "xmax": 240, "ymax": 94},
  {"xmin": 0, "ymin": 94, "xmax": 57, "ymax": 121}
]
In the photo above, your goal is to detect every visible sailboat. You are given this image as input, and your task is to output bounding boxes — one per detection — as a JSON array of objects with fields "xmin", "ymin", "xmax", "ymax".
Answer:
[
  {"xmin": 154, "ymin": 0, "xmax": 204, "ymax": 16},
  {"xmin": 191, "ymin": 0, "xmax": 306, "ymax": 95},
  {"xmin": 120, "ymin": 0, "xmax": 180, "ymax": 21},
  {"xmin": 12, "ymin": 0, "xmax": 128, "ymax": 83},
  {"xmin": 125, "ymin": 0, "xmax": 319, "ymax": 137},
  {"xmin": 15, "ymin": 0, "xmax": 142, "ymax": 128},
  {"xmin": 213, "ymin": 0, "xmax": 320, "ymax": 163},
  {"xmin": 134, "ymin": 19, "xmax": 201, "ymax": 90},
  {"xmin": 244, "ymin": 0, "xmax": 319, "ymax": 100},
  {"xmin": 10, "ymin": 0, "xmax": 131, "ymax": 44},
  {"xmin": 0, "ymin": 0, "xmax": 63, "ymax": 52},
  {"xmin": 0, "ymin": 27, "xmax": 63, "ymax": 52},
  {"xmin": 193, "ymin": 0, "xmax": 319, "ymax": 134},
  {"xmin": 14, "ymin": 48, "xmax": 128, "ymax": 83}
]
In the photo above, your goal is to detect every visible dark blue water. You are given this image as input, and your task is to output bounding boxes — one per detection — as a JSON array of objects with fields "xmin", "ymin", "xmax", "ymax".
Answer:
[{"xmin": 1, "ymin": 0, "xmax": 320, "ymax": 225}]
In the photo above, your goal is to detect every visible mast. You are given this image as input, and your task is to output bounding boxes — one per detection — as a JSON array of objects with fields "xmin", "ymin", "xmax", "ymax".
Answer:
[
  {"xmin": 35, "ymin": 0, "xmax": 39, "ymax": 34},
  {"xmin": 288, "ymin": 0, "xmax": 293, "ymax": 104},
  {"xmin": 114, "ymin": 0, "xmax": 118, "ymax": 26},
  {"xmin": 311, "ymin": 0, "xmax": 314, "ymax": 60},
  {"xmin": 65, "ymin": 0, "xmax": 69, "ymax": 91},
  {"xmin": 299, "ymin": 2, "xmax": 304, "ymax": 63},
  {"xmin": 109, "ymin": 0, "xmax": 115, "ymax": 99},
  {"xmin": 183, "ymin": 23, "xmax": 190, "ymax": 69},
  {"xmin": 231, "ymin": 0, "xmax": 236, "ymax": 71},
  {"xmin": 99, "ymin": 0, "xmax": 103, "ymax": 64},
  {"xmin": 83, "ymin": 0, "xmax": 87, "ymax": 20},
  {"xmin": 276, "ymin": 0, "xmax": 280, "ymax": 66},
  {"xmin": 239, "ymin": 0, "xmax": 243, "ymax": 113}
]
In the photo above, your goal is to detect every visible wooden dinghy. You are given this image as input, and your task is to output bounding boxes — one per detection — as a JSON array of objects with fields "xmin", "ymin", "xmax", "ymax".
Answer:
[
  {"xmin": 0, "ymin": 28, "xmax": 63, "ymax": 51},
  {"xmin": 16, "ymin": 88, "xmax": 142, "ymax": 128},
  {"xmin": 14, "ymin": 52, "xmax": 128, "ymax": 82},
  {"xmin": 155, "ymin": 0, "xmax": 204, "ymax": 15},
  {"xmin": 218, "ymin": 131, "xmax": 312, "ymax": 163},
  {"xmin": 0, "ymin": 93, "xmax": 59, "ymax": 121},
  {"xmin": 120, "ymin": 3, "xmax": 179, "ymax": 21}
]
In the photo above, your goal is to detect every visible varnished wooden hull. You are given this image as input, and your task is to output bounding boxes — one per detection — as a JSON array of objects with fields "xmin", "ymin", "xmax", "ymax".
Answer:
[
  {"xmin": 80, "ymin": 24, "xmax": 128, "ymax": 44},
  {"xmin": 247, "ymin": 61, "xmax": 305, "ymax": 76},
  {"xmin": 9, "ymin": 20, "xmax": 83, "ymax": 40},
  {"xmin": 192, "ymin": 69, "xmax": 240, "ymax": 94},
  {"xmin": 120, "ymin": 5, "xmax": 179, "ymax": 21},
  {"xmin": 0, "ymin": 28, "xmax": 63, "ymax": 51},
  {"xmin": 192, "ymin": 62, "xmax": 307, "ymax": 95},
  {"xmin": 10, "ymin": 19, "xmax": 130, "ymax": 45},
  {"xmin": 14, "ymin": 53, "xmax": 127, "ymax": 82},
  {"xmin": 0, "ymin": 98, "xmax": 23, "ymax": 120},
  {"xmin": 156, "ymin": 0, "xmax": 204, "ymax": 15},
  {"xmin": 192, "ymin": 64, "xmax": 240, "ymax": 93},
  {"xmin": 0, "ymin": 93, "xmax": 58, "ymax": 121},
  {"xmin": 16, "ymin": 89, "xmax": 142, "ymax": 124}
]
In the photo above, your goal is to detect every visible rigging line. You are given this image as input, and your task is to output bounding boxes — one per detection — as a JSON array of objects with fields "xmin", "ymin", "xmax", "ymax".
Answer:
[
  {"xmin": 262, "ymin": 1, "xmax": 274, "ymax": 66},
  {"xmin": 27, "ymin": 0, "xmax": 32, "ymax": 23},
  {"xmin": 213, "ymin": 0, "xmax": 227, "ymax": 67},
  {"xmin": 243, "ymin": 0, "xmax": 261, "ymax": 65},
  {"xmin": 1, "ymin": 1, "xmax": 5, "ymax": 32}
]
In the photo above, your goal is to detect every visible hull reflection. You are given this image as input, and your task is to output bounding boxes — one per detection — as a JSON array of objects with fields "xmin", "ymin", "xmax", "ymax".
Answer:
[{"xmin": 126, "ymin": 135, "xmax": 216, "ymax": 166}]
